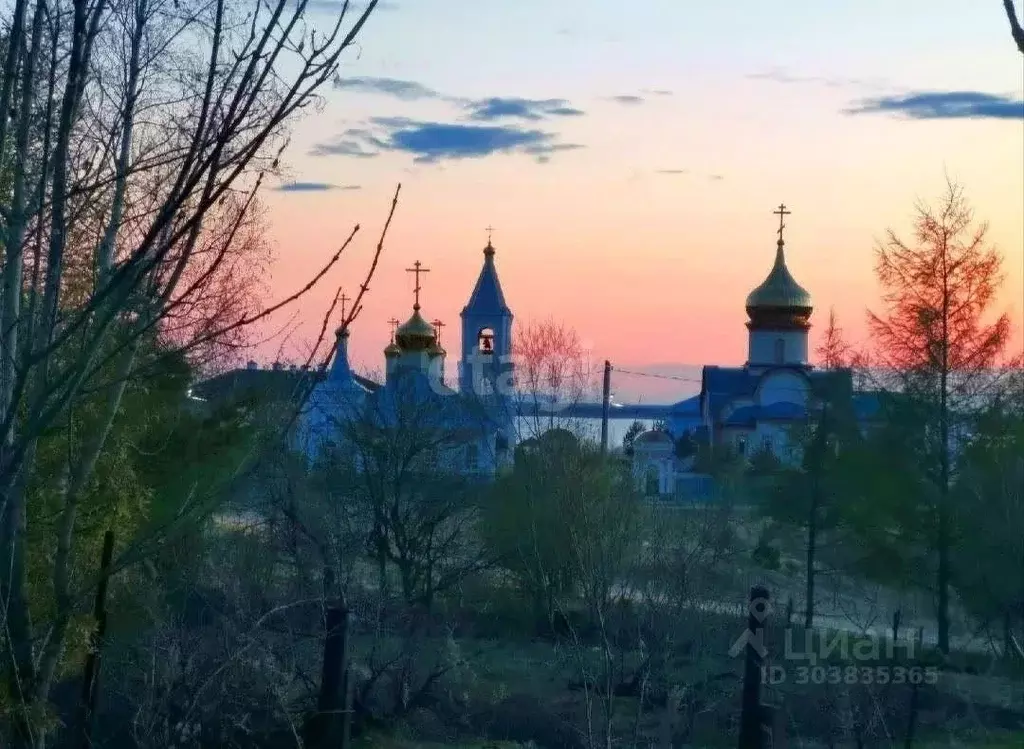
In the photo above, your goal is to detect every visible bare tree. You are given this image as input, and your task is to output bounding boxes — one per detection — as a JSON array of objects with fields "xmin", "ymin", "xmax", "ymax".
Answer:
[
  {"xmin": 513, "ymin": 318, "xmax": 597, "ymax": 441},
  {"xmin": 816, "ymin": 308, "xmax": 851, "ymax": 370},
  {"xmin": 0, "ymin": 0, "xmax": 394, "ymax": 743},
  {"xmin": 328, "ymin": 373, "xmax": 493, "ymax": 613}
]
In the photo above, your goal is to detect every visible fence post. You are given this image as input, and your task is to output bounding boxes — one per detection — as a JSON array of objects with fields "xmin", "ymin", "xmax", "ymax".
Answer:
[
  {"xmin": 738, "ymin": 585, "xmax": 770, "ymax": 749},
  {"xmin": 307, "ymin": 566, "xmax": 352, "ymax": 749},
  {"xmin": 76, "ymin": 529, "xmax": 115, "ymax": 749}
]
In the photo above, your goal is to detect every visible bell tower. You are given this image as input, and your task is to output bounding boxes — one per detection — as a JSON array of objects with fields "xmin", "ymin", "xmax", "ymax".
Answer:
[{"xmin": 460, "ymin": 230, "xmax": 514, "ymax": 398}]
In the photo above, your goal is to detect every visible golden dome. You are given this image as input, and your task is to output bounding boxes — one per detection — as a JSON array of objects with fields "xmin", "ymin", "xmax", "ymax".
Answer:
[
  {"xmin": 395, "ymin": 308, "xmax": 436, "ymax": 351},
  {"xmin": 745, "ymin": 240, "xmax": 812, "ymax": 310}
]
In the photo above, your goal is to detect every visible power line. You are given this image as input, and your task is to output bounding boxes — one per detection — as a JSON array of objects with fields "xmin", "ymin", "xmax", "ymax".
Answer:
[{"xmin": 611, "ymin": 367, "xmax": 702, "ymax": 384}]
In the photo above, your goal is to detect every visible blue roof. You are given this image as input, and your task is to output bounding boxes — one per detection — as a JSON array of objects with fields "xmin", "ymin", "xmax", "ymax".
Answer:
[
  {"xmin": 670, "ymin": 394, "xmax": 701, "ymax": 415},
  {"xmin": 702, "ymin": 366, "xmax": 759, "ymax": 417},
  {"xmin": 462, "ymin": 245, "xmax": 511, "ymax": 317},
  {"xmin": 721, "ymin": 401, "xmax": 809, "ymax": 427}
]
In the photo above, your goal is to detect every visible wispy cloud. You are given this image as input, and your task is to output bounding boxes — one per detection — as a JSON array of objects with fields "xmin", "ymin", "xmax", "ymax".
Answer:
[
  {"xmin": 608, "ymin": 94, "xmax": 645, "ymax": 105},
  {"xmin": 464, "ymin": 97, "xmax": 584, "ymax": 121},
  {"xmin": 748, "ymin": 68, "xmax": 887, "ymax": 90},
  {"xmin": 309, "ymin": 137, "xmax": 381, "ymax": 158},
  {"xmin": 274, "ymin": 181, "xmax": 361, "ymax": 192},
  {"xmin": 313, "ymin": 117, "xmax": 583, "ymax": 164},
  {"xmin": 332, "ymin": 76, "xmax": 441, "ymax": 100},
  {"xmin": 318, "ymin": 82, "xmax": 587, "ymax": 163},
  {"xmin": 654, "ymin": 168, "xmax": 722, "ymax": 182},
  {"xmin": 845, "ymin": 90, "xmax": 1024, "ymax": 120},
  {"xmin": 644, "ymin": 88, "xmax": 673, "ymax": 96}
]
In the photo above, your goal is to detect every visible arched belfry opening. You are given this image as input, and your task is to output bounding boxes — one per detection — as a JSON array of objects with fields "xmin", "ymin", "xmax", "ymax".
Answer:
[{"xmin": 478, "ymin": 327, "xmax": 495, "ymax": 354}]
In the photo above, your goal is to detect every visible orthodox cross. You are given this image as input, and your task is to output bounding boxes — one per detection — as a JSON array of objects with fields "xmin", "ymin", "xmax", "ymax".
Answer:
[
  {"xmin": 339, "ymin": 292, "xmax": 351, "ymax": 321},
  {"xmin": 773, "ymin": 203, "xmax": 791, "ymax": 243},
  {"xmin": 485, "ymin": 225, "xmax": 495, "ymax": 244},
  {"xmin": 387, "ymin": 317, "xmax": 400, "ymax": 342},
  {"xmin": 432, "ymin": 319, "xmax": 445, "ymax": 343},
  {"xmin": 405, "ymin": 260, "xmax": 430, "ymax": 309}
]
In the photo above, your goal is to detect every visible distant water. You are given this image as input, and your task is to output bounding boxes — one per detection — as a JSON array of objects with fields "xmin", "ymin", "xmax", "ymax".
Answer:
[{"xmin": 515, "ymin": 415, "xmax": 657, "ymax": 449}]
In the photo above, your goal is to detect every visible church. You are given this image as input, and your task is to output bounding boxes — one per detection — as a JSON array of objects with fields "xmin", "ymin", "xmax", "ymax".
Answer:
[
  {"xmin": 631, "ymin": 205, "xmax": 875, "ymax": 497},
  {"xmin": 205, "ymin": 203, "xmax": 874, "ymax": 493},
  {"xmin": 298, "ymin": 238, "xmax": 518, "ymax": 476}
]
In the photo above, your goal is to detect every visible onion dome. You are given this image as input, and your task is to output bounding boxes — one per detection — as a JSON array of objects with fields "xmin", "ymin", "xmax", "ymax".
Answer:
[
  {"xmin": 384, "ymin": 341, "xmax": 401, "ymax": 357},
  {"xmin": 427, "ymin": 341, "xmax": 446, "ymax": 358},
  {"xmin": 746, "ymin": 233, "xmax": 812, "ymax": 331},
  {"xmin": 395, "ymin": 307, "xmax": 436, "ymax": 351}
]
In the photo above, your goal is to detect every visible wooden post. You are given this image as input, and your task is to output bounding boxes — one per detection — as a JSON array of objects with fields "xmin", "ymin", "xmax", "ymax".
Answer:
[
  {"xmin": 600, "ymin": 360, "xmax": 611, "ymax": 454},
  {"xmin": 738, "ymin": 585, "xmax": 770, "ymax": 749},
  {"xmin": 308, "ymin": 602, "xmax": 352, "ymax": 748},
  {"xmin": 76, "ymin": 529, "xmax": 115, "ymax": 749}
]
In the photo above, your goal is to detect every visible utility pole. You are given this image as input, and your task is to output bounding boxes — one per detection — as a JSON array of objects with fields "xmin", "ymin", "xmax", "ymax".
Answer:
[{"xmin": 600, "ymin": 360, "xmax": 611, "ymax": 454}]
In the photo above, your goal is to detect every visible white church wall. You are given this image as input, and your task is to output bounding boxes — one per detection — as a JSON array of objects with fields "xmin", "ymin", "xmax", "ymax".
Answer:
[
  {"xmin": 756, "ymin": 370, "xmax": 809, "ymax": 407},
  {"xmin": 748, "ymin": 330, "xmax": 808, "ymax": 366}
]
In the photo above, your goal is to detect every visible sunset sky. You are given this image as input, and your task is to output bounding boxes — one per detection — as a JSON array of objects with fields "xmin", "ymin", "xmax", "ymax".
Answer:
[{"xmin": 261, "ymin": 0, "xmax": 1024, "ymax": 402}]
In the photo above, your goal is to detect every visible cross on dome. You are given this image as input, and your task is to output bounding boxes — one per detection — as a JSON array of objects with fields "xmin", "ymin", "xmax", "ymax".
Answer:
[
  {"xmin": 773, "ymin": 203, "xmax": 791, "ymax": 244},
  {"xmin": 405, "ymin": 260, "xmax": 430, "ymax": 310},
  {"xmin": 432, "ymin": 318, "xmax": 446, "ymax": 343}
]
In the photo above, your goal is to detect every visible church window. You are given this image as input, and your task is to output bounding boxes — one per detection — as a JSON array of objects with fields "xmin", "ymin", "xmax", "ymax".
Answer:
[
  {"xmin": 774, "ymin": 338, "xmax": 785, "ymax": 364},
  {"xmin": 466, "ymin": 443, "xmax": 479, "ymax": 470},
  {"xmin": 736, "ymin": 437, "xmax": 746, "ymax": 456},
  {"xmin": 762, "ymin": 435, "xmax": 773, "ymax": 454},
  {"xmin": 478, "ymin": 327, "xmax": 495, "ymax": 354}
]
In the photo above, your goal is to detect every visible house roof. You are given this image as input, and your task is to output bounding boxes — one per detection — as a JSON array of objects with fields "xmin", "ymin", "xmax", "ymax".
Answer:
[{"xmin": 194, "ymin": 366, "xmax": 379, "ymax": 405}]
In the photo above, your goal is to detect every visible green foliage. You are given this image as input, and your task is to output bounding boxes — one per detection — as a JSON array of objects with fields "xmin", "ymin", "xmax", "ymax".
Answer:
[
  {"xmin": 673, "ymin": 430, "xmax": 696, "ymax": 459},
  {"xmin": 751, "ymin": 535, "xmax": 781, "ymax": 571},
  {"xmin": 952, "ymin": 386, "xmax": 1024, "ymax": 629},
  {"xmin": 482, "ymin": 434, "xmax": 641, "ymax": 625},
  {"xmin": 622, "ymin": 419, "xmax": 645, "ymax": 455},
  {"xmin": 20, "ymin": 343, "xmax": 257, "ymax": 681}
]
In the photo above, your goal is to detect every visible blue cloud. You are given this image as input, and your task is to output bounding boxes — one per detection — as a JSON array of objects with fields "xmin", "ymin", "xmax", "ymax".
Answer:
[
  {"xmin": 303, "ymin": 0, "xmax": 398, "ymax": 14},
  {"xmin": 308, "ymin": 138, "xmax": 381, "ymax": 158},
  {"xmin": 845, "ymin": 91, "xmax": 1024, "ymax": 120},
  {"xmin": 316, "ymin": 116, "xmax": 583, "ymax": 164},
  {"xmin": 332, "ymin": 76, "xmax": 440, "ymax": 100},
  {"xmin": 464, "ymin": 97, "xmax": 585, "ymax": 121},
  {"xmin": 274, "ymin": 181, "xmax": 360, "ymax": 192}
]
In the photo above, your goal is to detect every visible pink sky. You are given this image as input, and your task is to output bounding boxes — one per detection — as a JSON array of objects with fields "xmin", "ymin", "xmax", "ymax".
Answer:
[{"xmin": 254, "ymin": 1, "xmax": 1024, "ymax": 400}]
